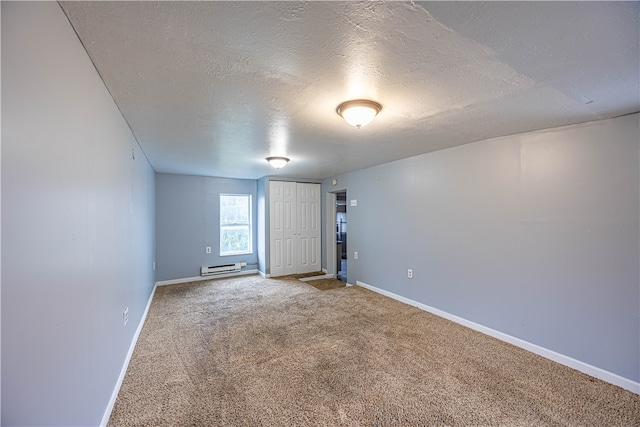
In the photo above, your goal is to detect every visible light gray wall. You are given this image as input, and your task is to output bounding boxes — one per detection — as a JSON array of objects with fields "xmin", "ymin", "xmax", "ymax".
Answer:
[
  {"xmin": 257, "ymin": 178, "xmax": 266, "ymax": 274},
  {"xmin": 2, "ymin": 2, "xmax": 156, "ymax": 426},
  {"xmin": 156, "ymin": 173, "xmax": 258, "ymax": 281},
  {"xmin": 322, "ymin": 114, "xmax": 640, "ymax": 383}
]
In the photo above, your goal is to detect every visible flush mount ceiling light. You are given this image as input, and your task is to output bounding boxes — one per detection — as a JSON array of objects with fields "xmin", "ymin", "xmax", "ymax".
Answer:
[
  {"xmin": 266, "ymin": 156, "xmax": 289, "ymax": 169},
  {"xmin": 336, "ymin": 99, "xmax": 382, "ymax": 129}
]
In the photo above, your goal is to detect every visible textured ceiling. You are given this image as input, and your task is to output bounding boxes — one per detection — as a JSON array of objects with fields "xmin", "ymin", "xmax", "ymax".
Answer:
[{"xmin": 60, "ymin": 1, "xmax": 640, "ymax": 180}]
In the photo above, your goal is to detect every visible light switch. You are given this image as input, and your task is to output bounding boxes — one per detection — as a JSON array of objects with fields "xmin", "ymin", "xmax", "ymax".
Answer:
[{"xmin": 350, "ymin": 199, "xmax": 357, "ymax": 207}]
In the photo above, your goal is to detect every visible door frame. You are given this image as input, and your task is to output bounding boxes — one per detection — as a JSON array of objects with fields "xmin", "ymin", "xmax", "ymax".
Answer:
[
  {"xmin": 325, "ymin": 189, "xmax": 346, "ymax": 279},
  {"xmin": 325, "ymin": 192, "xmax": 337, "ymax": 277}
]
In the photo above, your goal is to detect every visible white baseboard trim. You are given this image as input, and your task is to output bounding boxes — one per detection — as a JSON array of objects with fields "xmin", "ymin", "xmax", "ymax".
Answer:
[
  {"xmin": 258, "ymin": 271, "xmax": 269, "ymax": 278},
  {"xmin": 156, "ymin": 269, "xmax": 258, "ymax": 286},
  {"xmin": 100, "ymin": 283, "xmax": 158, "ymax": 426},
  {"xmin": 355, "ymin": 280, "xmax": 640, "ymax": 395}
]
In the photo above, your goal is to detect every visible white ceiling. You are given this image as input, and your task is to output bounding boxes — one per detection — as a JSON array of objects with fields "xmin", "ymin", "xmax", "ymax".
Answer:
[{"xmin": 60, "ymin": 1, "xmax": 639, "ymax": 180}]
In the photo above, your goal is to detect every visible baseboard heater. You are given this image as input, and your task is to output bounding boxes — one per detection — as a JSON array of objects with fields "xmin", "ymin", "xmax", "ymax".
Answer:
[{"xmin": 201, "ymin": 263, "xmax": 242, "ymax": 276}]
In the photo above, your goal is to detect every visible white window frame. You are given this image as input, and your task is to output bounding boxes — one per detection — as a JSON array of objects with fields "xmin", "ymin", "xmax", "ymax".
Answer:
[{"xmin": 220, "ymin": 193, "xmax": 253, "ymax": 256}]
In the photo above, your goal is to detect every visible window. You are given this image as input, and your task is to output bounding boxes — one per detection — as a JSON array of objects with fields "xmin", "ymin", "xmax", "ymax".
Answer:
[{"xmin": 220, "ymin": 194, "xmax": 252, "ymax": 256}]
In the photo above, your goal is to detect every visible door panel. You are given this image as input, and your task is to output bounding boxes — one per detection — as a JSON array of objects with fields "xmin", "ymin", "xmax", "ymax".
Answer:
[
  {"xmin": 273, "ymin": 238, "xmax": 282, "ymax": 270},
  {"xmin": 283, "ymin": 182, "xmax": 297, "ymax": 275},
  {"xmin": 284, "ymin": 237, "xmax": 295, "ymax": 273},
  {"xmin": 296, "ymin": 183, "xmax": 321, "ymax": 274},
  {"xmin": 299, "ymin": 237, "xmax": 309, "ymax": 268},
  {"xmin": 310, "ymin": 236, "xmax": 319, "ymax": 266},
  {"xmin": 269, "ymin": 181, "xmax": 284, "ymax": 276}
]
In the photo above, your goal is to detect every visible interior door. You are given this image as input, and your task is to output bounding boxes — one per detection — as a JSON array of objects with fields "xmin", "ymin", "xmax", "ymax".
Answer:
[
  {"xmin": 282, "ymin": 181, "xmax": 297, "ymax": 275},
  {"xmin": 296, "ymin": 183, "xmax": 321, "ymax": 274},
  {"xmin": 269, "ymin": 181, "xmax": 297, "ymax": 276},
  {"xmin": 269, "ymin": 181, "xmax": 320, "ymax": 276},
  {"xmin": 269, "ymin": 181, "xmax": 285, "ymax": 277}
]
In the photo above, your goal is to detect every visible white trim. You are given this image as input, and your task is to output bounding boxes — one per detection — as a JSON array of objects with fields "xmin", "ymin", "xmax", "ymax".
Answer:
[
  {"xmin": 100, "ymin": 283, "xmax": 157, "ymax": 426},
  {"xmin": 356, "ymin": 280, "xmax": 640, "ymax": 395},
  {"xmin": 325, "ymin": 192, "xmax": 337, "ymax": 276},
  {"xmin": 299, "ymin": 274, "xmax": 333, "ymax": 281},
  {"xmin": 156, "ymin": 269, "xmax": 258, "ymax": 286},
  {"xmin": 258, "ymin": 270, "xmax": 269, "ymax": 278},
  {"xmin": 322, "ymin": 269, "xmax": 338, "ymax": 279}
]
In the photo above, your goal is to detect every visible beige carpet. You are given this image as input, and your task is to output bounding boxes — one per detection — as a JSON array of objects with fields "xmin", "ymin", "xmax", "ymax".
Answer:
[
  {"xmin": 109, "ymin": 275, "xmax": 639, "ymax": 426},
  {"xmin": 304, "ymin": 278, "xmax": 346, "ymax": 291}
]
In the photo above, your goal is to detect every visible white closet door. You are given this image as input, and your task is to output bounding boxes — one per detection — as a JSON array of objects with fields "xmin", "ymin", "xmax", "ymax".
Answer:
[
  {"xmin": 269, "ymin": 181, "xmax": 285, "ymax": 277},
  {"xmin": 296, "ymin": 183, "xmax": 321, "ymax": 274},
  {"xmin": 282, "ymin": 181, "xmax": 297, "ymax": 275},
  {"xmin": 269, "ymin": 181, "xmax": 321, "ymax": 276}
]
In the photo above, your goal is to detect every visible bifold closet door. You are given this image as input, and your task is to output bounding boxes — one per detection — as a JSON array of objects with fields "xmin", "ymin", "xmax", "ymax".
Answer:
[
  {"xmin": 270, "ymin": 181, "xmax": 296, "ymax": 277},
  {"xmin": 296, "ymin": 183, "xmax": 321, "ymax": 274},
  {"xmin": 269, "ymin": 181, "xmax": 320, "ymax": 276}
]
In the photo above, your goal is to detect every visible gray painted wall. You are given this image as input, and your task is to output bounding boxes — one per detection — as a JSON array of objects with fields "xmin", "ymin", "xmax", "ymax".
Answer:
[
  {"xmin": 2, "ymin": 2, "xmax": 156, "ymax": 425},
  {"xmin": 257, "ymin": 178, "xmax": 266, "ymax": 274},
  {"xmin": 322, "ymin": 114, "xmax": 640, "ymax": 383},
  {"xmin": 156, "ymin": 173, "xmax": 258, "ymax": 281}
]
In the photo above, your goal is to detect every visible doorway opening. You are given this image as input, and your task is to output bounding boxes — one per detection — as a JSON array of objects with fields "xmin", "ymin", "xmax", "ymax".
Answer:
[{"xmin": 336, "ymin": 191, "xmax": 347, "ymax": 282}]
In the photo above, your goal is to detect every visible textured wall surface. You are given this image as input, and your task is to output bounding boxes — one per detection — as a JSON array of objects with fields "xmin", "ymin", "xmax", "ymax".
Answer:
[
  {"xmin": 322, "ymin": 114, "xmax": 640, "ymax": 383},
  {"xmin": 2, "ymin": 2, "xmax": 156, "ymax": 425},
  {"xmin": 156, "ymin": 173, "xmax": 258, "ymax": 281}
]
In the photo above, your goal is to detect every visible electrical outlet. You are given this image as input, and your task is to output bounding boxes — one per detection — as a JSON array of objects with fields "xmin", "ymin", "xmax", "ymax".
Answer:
[
  {"xmin": 206, "ymin": 246, "xmax": 211, "ymax": 254},
  {"xmin": 408, "ymin": 269, "xmax": 413, "ymax": 279},
  {"xmin": 123, "ymin": 307, "xmax": 129, "ymax": 326},
  {"xmin": 240, "ymin": 262, "xmax": 247, "ymax": 267},
  {"xmin": 354, "ymin": 251, "xmax": 358, "ymax": 260}
]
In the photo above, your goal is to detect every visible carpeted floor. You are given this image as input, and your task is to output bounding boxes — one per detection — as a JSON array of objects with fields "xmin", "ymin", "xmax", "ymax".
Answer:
[
  {"xmin": 304, "ymin": 277, "xmax": 346, "ymax": 291},
  {"xmin": 108, "ymin": 275, "xmax": 639, "ymax": 426}
]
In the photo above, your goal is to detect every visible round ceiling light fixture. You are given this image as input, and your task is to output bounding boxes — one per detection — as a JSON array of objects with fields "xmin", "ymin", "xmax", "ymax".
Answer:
[
  {"xmin": 266, "ymin": 156, "xmax": 289, "ymax": 169},
  {"xmin": 336, "ymin": 99, "xmax": 382, "ymax": 129}
]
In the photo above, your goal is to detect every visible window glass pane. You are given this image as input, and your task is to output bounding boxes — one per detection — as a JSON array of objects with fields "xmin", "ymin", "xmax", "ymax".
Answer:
[
  {"xmin": 220, "ymin": 194, "xmax": 252, "ymax": 255},
  {"xmin": 221, "ymin": 225, "xmax": 250, "ymax": 254},
  {"xmin": 221, "ymin": 195, "xmax": 249, "ymax": 224}
]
